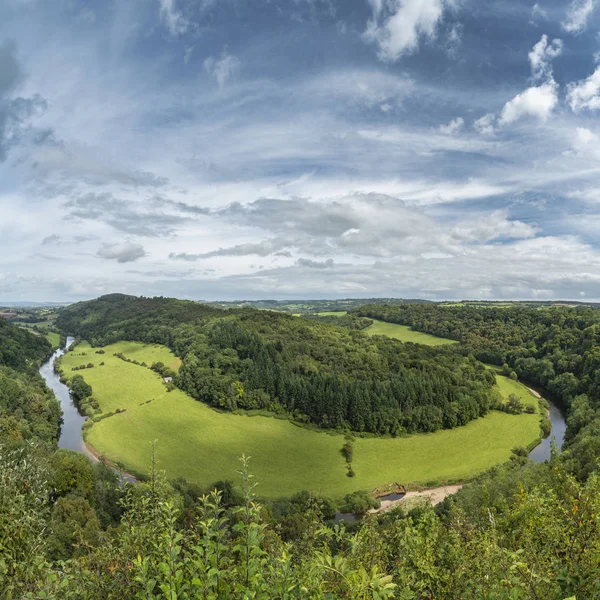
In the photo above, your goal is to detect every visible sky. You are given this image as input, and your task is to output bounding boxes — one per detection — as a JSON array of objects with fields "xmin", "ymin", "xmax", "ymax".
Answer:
[{"xmin": 2, "ymin": 0, "xmax": 600, "ymax": 302}]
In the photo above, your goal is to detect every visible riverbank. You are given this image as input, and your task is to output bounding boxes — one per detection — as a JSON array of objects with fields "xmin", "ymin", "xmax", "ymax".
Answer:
[
  {"xmin": 84, "ymin": 441, "xmax": 138, "ymax": 483},
  {"xmin": 369, "ymin": 484, "xmax": 465, "ymax": 514}
]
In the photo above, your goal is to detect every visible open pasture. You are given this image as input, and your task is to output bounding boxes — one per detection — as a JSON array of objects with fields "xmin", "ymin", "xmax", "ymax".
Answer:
[
  {"xmin": 365, "ymin": 319, "xmax": 457, "ymax": 346},
  {"xmin": 61, "ymin": 341, "xmax": 540, "ymax": 499}
]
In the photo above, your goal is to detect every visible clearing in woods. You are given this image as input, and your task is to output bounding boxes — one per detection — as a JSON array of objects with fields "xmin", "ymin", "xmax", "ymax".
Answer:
[
  {"xmin": 364, "ymin": 319, "xmax": 457, "ymax": 346},
  {"xmin": 61, "ymin": 341, "xmax": 541, "ymax": 499}
]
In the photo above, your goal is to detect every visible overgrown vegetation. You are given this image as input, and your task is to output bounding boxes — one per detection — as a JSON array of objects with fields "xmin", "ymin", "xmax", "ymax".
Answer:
[{"xmin": 5, "ymin": 301, "xmax": 600, "ymax": 597}]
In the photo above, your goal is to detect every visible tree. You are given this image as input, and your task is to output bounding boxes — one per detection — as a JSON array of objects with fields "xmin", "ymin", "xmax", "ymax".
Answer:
[
  {"xmin": 47, "ymin": 496, "xmax": 100, "ymax": 560},
  {"xmin": 70, "ymin": 374, "xmax": 92, "ymax": 402},
  {"xmin": 50, "ymin": 449, "xmax": 94, "ymax": 501},
  {"xmin": 506, "ymin": 393, "xmax": 523, "ymax": 415}
]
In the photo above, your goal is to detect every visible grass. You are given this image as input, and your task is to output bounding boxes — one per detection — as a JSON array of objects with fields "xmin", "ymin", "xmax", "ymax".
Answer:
[
  {"xmin": 315, "ymin": 311, "xmax": 347, "ymax": 316},
  {"xmin": 488, "ymin": 368, "xmax": 539, "ymax": 408},
  {"xmin": 365, "ymin": 320, "xmax": 457, "ymax": 346},
  {"xmin": 61, "ymin": 341, "xmax": 540, "ymax": 500},
  {"xmin": 45, "ymin": 331, "xmax": 61, "ymax": 348}
]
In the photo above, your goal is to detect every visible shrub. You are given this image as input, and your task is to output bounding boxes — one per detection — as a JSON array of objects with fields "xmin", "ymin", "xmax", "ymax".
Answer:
[{"xmin": 341, "ymin": 490, "xmax": 377, "ymax": 514}]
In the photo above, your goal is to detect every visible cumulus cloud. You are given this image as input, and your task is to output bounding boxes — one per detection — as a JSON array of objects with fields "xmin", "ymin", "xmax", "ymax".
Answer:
[
  {"xmin": 473, "ymin": 113, "xmax": 496, "ymax": 135},
  {"xmin": 562, "ymin": 0, "xmax": 596, "ymax": 34},
  {"xmin": 499, "ymin": 81, "xmax": 558, "ymax": 124},
  {"xmin": 204, "ymin": 52, "xmax": 241, "ymax": 88},
  {"xmin": 364, "ymin": 0, "xmax": 453, "ymax": 62},
  {"xmin": 159, "ymin": 0, "xmax": 189, "ymax": 36},
  {"xmin": 528, "ymin": 35, "xmax": 563, "ymax": 81},
  {"xmin": 474, "ymin": 36, "xmax": 560, "ymax": 133},
  {"xmin": 439, "ymin": 116, "xmax": 464, "ymax": 135},
  {"xmin": 567, "ymin": 67, "xmax": 600, "ymax": 112},
  {"xmin": 97, "ymin": 242, "xmax": 146, "ymax": 263}
]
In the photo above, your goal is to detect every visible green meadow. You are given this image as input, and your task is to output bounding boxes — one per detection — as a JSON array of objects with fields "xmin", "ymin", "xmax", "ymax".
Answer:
[
  {"xmin": 61, "ymin": 341, "xmax": 541, "ymax": 499},
  {"xmin": 365, "ymin": 319, "xmax": 457, "ymax": 346},
  {"xmin": 45, "ymin": 331, "xmax": 60, "ymax": 348}
]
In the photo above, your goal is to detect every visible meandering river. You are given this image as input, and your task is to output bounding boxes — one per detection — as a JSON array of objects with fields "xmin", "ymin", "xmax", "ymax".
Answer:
[
  {"xmin": 39, "ymin": 340, "xmax": 566, "ymax": 494},
  {"xmin": 39, "ymin": 336, "xmax": 87, "ymax": 452},
  {"xmin": 528, "ymin": 398, "xmax": 567, "ymax": 463}
]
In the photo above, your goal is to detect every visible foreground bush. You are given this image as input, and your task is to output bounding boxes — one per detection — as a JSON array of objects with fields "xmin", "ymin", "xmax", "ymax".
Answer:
[{"xmin": 2, "ymin": 445, "xmax": 600, "ymax": 599}]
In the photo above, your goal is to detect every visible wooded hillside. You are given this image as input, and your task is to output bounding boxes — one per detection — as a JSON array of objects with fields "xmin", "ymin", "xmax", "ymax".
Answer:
[{"xmin": 57, "ymin": 294, "xmax": 496, "ymax": 435}]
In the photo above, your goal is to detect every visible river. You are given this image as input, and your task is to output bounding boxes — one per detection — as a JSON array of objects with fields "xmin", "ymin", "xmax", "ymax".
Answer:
[
  {"xmin": 528, "ymin": 398, "xmax": 567, "ymax": 462},
  {"xmin": 39, "ymin": 341, "xmax": 566, "ymax": 494},
  {"xmin": 39, "ymin": 336, "xmax": 87, "ymax": 452}
]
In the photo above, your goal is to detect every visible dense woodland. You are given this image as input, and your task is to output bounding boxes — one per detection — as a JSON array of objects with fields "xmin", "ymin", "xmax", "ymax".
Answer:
[
  {"xmin": 0, "ymin": 319, "xmax": 60, "ymax": 444},
  {"xmin": 57, "ymin": 295, "xmax": 497, "ymax": 435},
  {"xmin": 354, "ymin": 303, "xmax": 600, "ymax": 479},
  {"xmin": 4, "ymin": 303, "xmax": 600, "ymax": 597}
]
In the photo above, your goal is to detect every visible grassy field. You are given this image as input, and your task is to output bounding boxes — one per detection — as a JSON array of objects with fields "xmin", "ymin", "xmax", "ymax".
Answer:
[
  {"xmin": 488, "ymin": 367, "xmax": 539, "ymax": 409},
  {"xmin": 45, "ymin": 331, "xmax": 60, "ymax": 348},
  {"xmin": 315, "ymin": 311, "xmax": 347, "ymax": 316},
  {"xmin": 61, "ymin": 341, "xmax": 541, "ymax": 499},
  {"xmin": 365, "ymin": 320, "xmax": 457, "ymax": 346}
]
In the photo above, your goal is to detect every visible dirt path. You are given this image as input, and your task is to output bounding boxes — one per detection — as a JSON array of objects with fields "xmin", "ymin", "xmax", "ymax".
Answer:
[
  {"xmin": 527, "ymin": 386, "xmax": 541, "ymax": 399},
  {"xmin": 369, "ymin": 484, "xmax": 464, "ymax": 514}
]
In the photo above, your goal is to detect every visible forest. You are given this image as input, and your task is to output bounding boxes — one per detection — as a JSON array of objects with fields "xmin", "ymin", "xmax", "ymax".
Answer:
[
  {"xmin": 354, "ymin": 303, "xmax": 600, "ymax": 479},
  {"xmin": 3, "ymin": 310, "xmax": 600, "ymax": 598},
  {"xmin": 57, "ymin": 295, "xmax": 497, "ymax": 435}
]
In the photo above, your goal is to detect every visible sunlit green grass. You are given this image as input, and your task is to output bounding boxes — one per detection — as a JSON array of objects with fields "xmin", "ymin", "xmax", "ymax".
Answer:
[
  {"xmin": 61, "ymin": 341, "xmax": 540, "ymax": 499},
  {"xmin": 365, "ymin": 319, "xmax": 457, "ymax": 346},
  {"xmin": 45, "ymin": 331, "xmax": 60, "ymax": 348}
]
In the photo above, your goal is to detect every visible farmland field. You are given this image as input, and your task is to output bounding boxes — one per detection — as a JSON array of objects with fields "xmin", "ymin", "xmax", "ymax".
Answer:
[
  {"xmin": 61, "ymin": 341, "xmax": 541, "ymax": 499},
  {"xmin": 45, "ymin": 331, "xmax": 60, "ymax": 348},
  {"xmin": 365, "ymin": 319, "xmax": 457, "ymax": 346}
]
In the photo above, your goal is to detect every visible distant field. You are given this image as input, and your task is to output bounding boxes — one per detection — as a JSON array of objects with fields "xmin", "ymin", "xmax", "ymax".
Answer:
[
  {"xmin": 488, "ymin": 368, "xmax": 539, "ymax": 408},
  {"xmin": 316, "ymin": 311, "xmax": 347, "ymax": 316},
  {"xmin": 45, "ymin": 331, "xmax": 60, "ymax": 348},
  {"xmin": 365, "ymin": 320, "xmax": 457, "ymax": 346},
  {"xmin": 61, "ymin": 341, "xmax": 541, "ymax": 499}
]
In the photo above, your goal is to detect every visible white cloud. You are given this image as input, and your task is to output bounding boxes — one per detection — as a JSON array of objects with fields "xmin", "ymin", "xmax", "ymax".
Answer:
[
  {"xmin": 364, "ymin": 0, "xmax": 452, "ymax": 62},
  {"xmin": 450, "ymin": 210, "xmax": 538, "ymax": 243},
  {"xmin": 499, "ymin": 81, "xmax": 558, "ymax": 124},
  {"xmin": 531, "ymin": 3, "xmax": 548, "ymax": 20},
  {"xmin": 97, "ymin": 242, "xmax": 146, "ymax": 263},
  {"xmin": 474, "ymin": 36, "xmax": 560, "ymax": 133},
  {"xmin": 159, "ymin": 0, "xmax": 189, "ymax": 36},
  {"xmin": 204, "ymin": 53, "xmax": 241, "ymax": 88},
  {"xmin": 575, "ymin": 126, "xmax": 598, "ymax": 143},
  {"xmin": 567, "ymin": 67, "xmax": 600, "ymax": 112},
  {"xmin": 562, "ymin": 0, "xmax": 596, "ymax": 34},
  {"xmin": 528, "ymin": 35, "xmax": 563, "ymax": 81},
  {"xmin": 445, "ymin": 22, "xmax": 463, "ymax": 57},
  {"xmin": 473, "ymin": 113, "xmax": 496, "ymax": 135},
  {"xmin": 439, "ymin": 116, "xmax": 464, "ymax": 134}
]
